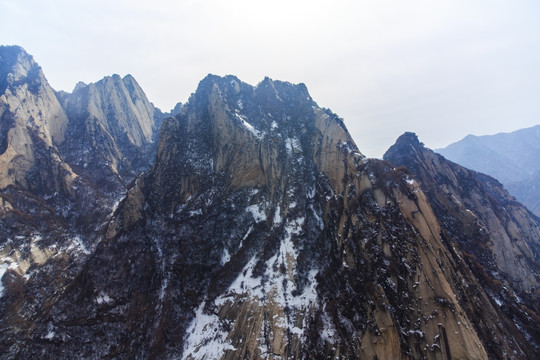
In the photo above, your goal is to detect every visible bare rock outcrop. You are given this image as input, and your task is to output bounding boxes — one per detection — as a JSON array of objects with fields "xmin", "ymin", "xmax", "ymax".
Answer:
[
  {"xmin": 14, "ymin": 75, "xmax": 537, "ymax": 359},
  {"xmin": 57, "ymin": 73, "xmax": 162, "ymax": 192},
  {"xmin": 0, "ymin": 45, "xmax": 73, "ymax": 192},
  {"xmin": 384, "ymin": 132, "xmax": 540, "ymax": 292}
]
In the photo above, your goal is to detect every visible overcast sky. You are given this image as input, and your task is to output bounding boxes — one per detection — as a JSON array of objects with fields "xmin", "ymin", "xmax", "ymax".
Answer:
[{"xmin": 2, "ymin": 0, "xmax": 539, "ymax": 157}]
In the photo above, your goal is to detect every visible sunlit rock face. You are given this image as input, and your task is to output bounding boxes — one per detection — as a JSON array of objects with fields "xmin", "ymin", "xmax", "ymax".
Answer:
[
  {"xmin": 1, "ymin": 47, "xmax": 539, "ymax": 359},
  {"xmin": 385, "ymin": 132, "xmax": 540, "ymax": 358},
  {"xmin": 0, "ymin": 47, "xmax": 162, "ymax": 359},
  {"xmin": 57, "ymin": 72, "xmax": 162, "ymax": 194},
  {"xmin": 0, "ymin": 45, "xmax": 72, "ymax": 192}
]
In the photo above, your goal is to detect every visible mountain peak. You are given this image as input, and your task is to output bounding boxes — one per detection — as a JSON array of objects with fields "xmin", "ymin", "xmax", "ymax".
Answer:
[
  {"xmin": 383, "ymin": 132, "xmax": 426, "ymax": 166},
  {"xmin": 394, "ymin": 131, "xmax": 424, "ymax": 148},
  {"xmin": 0, "ymin": 45, "xmax": 43, "ymax": 95}
]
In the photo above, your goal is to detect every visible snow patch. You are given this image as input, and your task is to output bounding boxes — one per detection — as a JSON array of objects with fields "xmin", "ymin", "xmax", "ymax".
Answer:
[
  {"xmin": 246, "ymin": 204, "xmax": 266, "ymax": 223},
  {"xmin": 319, "ymin": 309, "xmax": 338, "ymax": 342},
  {"xmin": 0, "ymin": 259, "xmax": 18, "ymax": 298},
  {"xmin": 159, "ymin": 278, "xmax": 169, "ymax": 302},
  {"xmin": 273, "ymin": 205, "xmax": 282, "ymax": 226},
  {"xmin": 238, "ymin": 226, "xmax": 253, "ymax": 250},
  {"xmin": 310, "ymin": 204, "xmax": 324, "ymax": 230},
  {"xmin": 189, "ymin": 209, "xmax": 202, "ymax": 217},
  {"xmin": 221, "ymin": 248, "xmax": 231, "ymax": 265},
  {"xmin": 182, "ymin": 302, "xmax": 236, "ymax": 360},
  {"xmin": 96, "ymin": 292, "xmax": 113, "ymax": 305},
  {"xmin": 0, "ymin": 263, "xmax": 9, "ymax": 298},
  {"xmin": 234, "ymin": 112, "xmax": 264, "ymax": 139},
  {"xmin": 66, "ymin": 235, "xmax": 90, "ymax": 255},
  {"xmin": 285, "ymin": 137, "xmax": 301, "ymax": 155},
  {"xmin": 219, "ymin": 255, "xmax": 264, "ymax": 302},
  {"xmin": 492, "ymin": 296, "xmax": 503, "ymax": 307}
]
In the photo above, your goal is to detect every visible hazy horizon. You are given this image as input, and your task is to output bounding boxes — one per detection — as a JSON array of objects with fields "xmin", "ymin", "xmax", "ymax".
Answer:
[{"xmin": 2, "ymin": 0, "xmax": 540, "ymax": 157}]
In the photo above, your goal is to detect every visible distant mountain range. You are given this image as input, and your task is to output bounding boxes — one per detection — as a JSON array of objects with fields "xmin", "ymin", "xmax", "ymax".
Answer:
[{"xmin": 437, "ymin": 125, "xmax": 540, "ymax": 216}]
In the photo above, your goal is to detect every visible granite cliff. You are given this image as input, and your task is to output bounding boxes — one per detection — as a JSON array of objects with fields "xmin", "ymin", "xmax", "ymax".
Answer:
[
  {"xmin": 0, "ymin": 46, "xmax": 163, "ymax": 357},
  {"xmin": 385, "ymin": 132, "xmax": 540, "ymax": 357},
  {"xmin": 57, "ymin": 73, "xmax": 162, "ymax": 193},
  {"xmin": 1, "ymin": 47, "xmax": 539, "ymax": 359}
]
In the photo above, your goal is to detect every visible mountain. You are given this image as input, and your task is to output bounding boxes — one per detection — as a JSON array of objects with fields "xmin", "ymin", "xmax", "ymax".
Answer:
[
  {"xmin": 436, "ymin": 125, "xmax": 540, "ymax": 217},
  {"xmin": 386, "ymin": 132, "xmax": 540, "ymax": 290},
  {"xmin": 385, "ymin": 132, "xmax": 540, "ymax": 356},
  {"xmin": 2, "ymin": 74, "xmax": 536, "ymax": 359},
  {"xmin": 0, "ymin": 45, "xmax": 71, "ymax": 192},
  {"xmin": 0, "ymin": 46, "xmax": 164, "ymax": 358},
  {"xmin": 56, "ymin": 73, "xmax": 163, "ymax": 193},
  {"xmin": 506, "ymin": 172, "xmax": 540, "ymax": 217},
  {"xmin": 1, "ymin": 47, "xmax": 540, "ymax": 359},
  {"xmin": 0, "ymin": 45, "xmax": 108, "ymax": 234},
  {"xmin": 0, "ymin": 45, "xmax": 112, "ymax": 354}
]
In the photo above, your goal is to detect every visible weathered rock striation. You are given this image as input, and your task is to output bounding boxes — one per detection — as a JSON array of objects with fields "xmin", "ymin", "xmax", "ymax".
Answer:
[
  {"xmin": 385, "ymin": 132, "xmax": 540, "ymax": 357},
  {"xmin": 57, "ymin": 73, "xmax": 162, "ymax": 193}
]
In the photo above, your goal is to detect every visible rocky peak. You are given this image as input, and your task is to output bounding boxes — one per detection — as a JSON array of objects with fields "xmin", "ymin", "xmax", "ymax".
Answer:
[
  {"xmin": 64, "ymin": 73, "xmax": 155, "ymax": 146},
  {"xmin": 168, "ymin": 101, "xmax": 183, "ymax": 116},
  {"xmin": 385, "ymin": 132, "xmax": 540, "ymax": 356},
  {"xmin": 149, "ymin": 74, "xmax": 359, "ymax": 212},
  {"xmin": 382, "ymin": 131, "xmax": 425, "ymax": 165},
  {"xmin": 0, "ymin": 45, "xmax": 42, "ymax": 95},
  {"xmin": 385, "ymin": 133, "xmax": 540, "ymax": 292},
  {"xmin": 58, "ymin": 72, "xmax": 163, "ymax": 190},
  {"xmin": 0, "ymin": 46, "xmax": 70, "ymax": 190},
  {"xmin": 391, "ymin": 131, "xmax": 423, "ymax": 148}
]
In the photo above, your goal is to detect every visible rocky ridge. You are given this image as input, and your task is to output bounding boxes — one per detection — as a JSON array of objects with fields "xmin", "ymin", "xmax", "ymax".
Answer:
[
  {"xmin": 0, "ymin": 46, "xmax": 164, "ymax": 357},
  {"xmin": 0, "ymin": 47, "xmax": 539, "ymax": 359},
  {"xmin": 385, "ymin": 133, "xmax": 540, "ymax": 292},
  {"xmin": 385, "ymin": 132, "xmax": 540, "ymax": 356},
  {"xmin": 57, "ymin": 72, "xmax": 163, "ymax": 193}
]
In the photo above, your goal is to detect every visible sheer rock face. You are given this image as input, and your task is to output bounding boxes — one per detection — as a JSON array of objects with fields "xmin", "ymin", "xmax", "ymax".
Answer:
[
  {"xmin": 0, "ymin": 48, "xmax": 161, "ymax": 359},
  {"xmin": 384, "ymin": 132, "xmax": 540, "ymax": 292},
  {"xmin": 0, "ymin": 45, "xmax": 72, "ymax": 191},
  {"xmin": 385, "ymin": 132, "xmax": 540, "ymax": 357},
  {"xmin": 18, "ymin": 74, "xmax": 539, "ymax": 360},
  {"xmin": 57, "ymin": 73, "xmax": 161, "ymax": 191}
]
